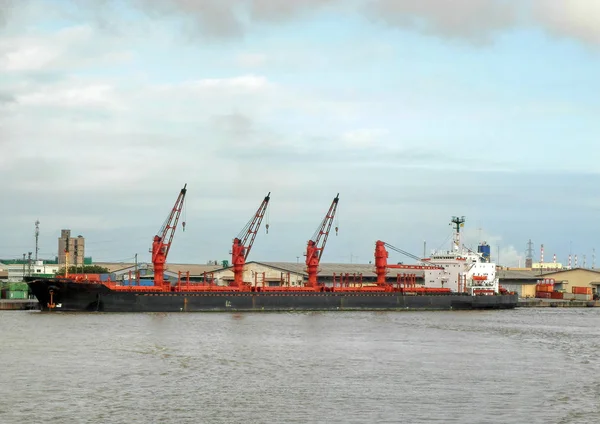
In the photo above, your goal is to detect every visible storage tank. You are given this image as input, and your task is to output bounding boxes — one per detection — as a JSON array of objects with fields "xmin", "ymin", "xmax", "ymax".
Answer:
[{"xmin": 478, "ymin": 243, "xmax": 491, "ymax": 262}]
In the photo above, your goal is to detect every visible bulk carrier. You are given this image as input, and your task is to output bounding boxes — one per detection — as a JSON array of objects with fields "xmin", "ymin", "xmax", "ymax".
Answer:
[{"xmin": 27, "ymin": 186, "xmax": 518, "ymax": 312}]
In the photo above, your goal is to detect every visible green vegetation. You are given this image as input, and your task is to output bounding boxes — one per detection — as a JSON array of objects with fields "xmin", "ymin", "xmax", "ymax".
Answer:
[{"xmin": 56, "ymin": 265, "xmax": 110, "ymax": 275}]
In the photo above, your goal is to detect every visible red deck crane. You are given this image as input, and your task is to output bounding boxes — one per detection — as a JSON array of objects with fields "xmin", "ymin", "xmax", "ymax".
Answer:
[
  {"xmin": 231, "ymin": 192, "xmax": 270, "ymax": 288},
  {"xmin": 152, "ymin": 184, "xmax": 187, "ymax": 289},
  {"xmin": 305, "ymin": 194, "xmax": 339, "ymax": 288}
]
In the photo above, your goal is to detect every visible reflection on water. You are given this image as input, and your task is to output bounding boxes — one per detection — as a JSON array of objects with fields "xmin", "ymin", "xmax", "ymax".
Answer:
[{"xmin": 0, "ymin": 308, "xmax": 599, "ymax": 424}]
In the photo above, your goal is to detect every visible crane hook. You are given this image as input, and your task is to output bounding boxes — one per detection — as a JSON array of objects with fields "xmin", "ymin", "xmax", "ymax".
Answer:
[
  {"xmin": 182, "ymin": 222, "xmax": 186, "ymax": 232},
  {"xmin": 265, "ymin": 223, "xmax": 269, "ymax": 234},
  {"xmin": 335, "ymin": 226, "xmax": 339, "ymax": 236}
]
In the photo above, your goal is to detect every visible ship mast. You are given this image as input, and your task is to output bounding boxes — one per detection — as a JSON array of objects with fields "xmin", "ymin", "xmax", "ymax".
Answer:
[{"xmin": 451, "ymin": 216, "xmax": 465, "ymax": 252}]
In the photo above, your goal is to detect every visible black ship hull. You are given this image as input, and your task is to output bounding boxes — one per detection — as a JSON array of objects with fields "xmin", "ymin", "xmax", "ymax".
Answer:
[{"xmin": 28, "ymin": 279, "xmax": 518, "ymax": 312}]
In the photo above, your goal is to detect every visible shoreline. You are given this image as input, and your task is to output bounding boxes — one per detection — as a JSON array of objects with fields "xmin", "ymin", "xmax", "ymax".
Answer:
[{"xmin": 518, "ymin": 298, "xmax": 600, "ymax": 308}]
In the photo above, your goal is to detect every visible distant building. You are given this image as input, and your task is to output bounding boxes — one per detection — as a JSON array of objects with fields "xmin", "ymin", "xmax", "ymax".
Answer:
[
  {"xmin": 0, "ymin": 266, "xmax": 7, "ymax": 282},
  {"xmin": 0, "ymin": 260, "xmax": 60, "ymax": 282},
  {"xmin": 58, "ymin": 229, "xmax": 85, "ymax": 266},
  {"xmin": 531, "ymin": 262, "xmax": 563, "ymax": 271}
]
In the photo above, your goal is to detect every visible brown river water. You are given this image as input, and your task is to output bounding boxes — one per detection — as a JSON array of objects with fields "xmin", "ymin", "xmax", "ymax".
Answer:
[{"xmin": 0, "ymin": 308, "xmax": 599, "ymax": 424}]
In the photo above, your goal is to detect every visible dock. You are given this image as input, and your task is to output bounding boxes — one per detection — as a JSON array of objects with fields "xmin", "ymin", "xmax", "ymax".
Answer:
[
  {"xmin": 518, "ymin": 298, "xmax": 600, "ymax": 308},
  {"xmin": 0, "ymin": 299, "xmax": 40, "ymax": 310}
]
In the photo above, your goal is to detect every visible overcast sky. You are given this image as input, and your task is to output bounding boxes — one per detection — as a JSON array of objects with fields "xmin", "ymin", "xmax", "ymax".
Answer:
[{"xmin": 2, "ymin": 0, "xmax": 600, "ymax": 267}]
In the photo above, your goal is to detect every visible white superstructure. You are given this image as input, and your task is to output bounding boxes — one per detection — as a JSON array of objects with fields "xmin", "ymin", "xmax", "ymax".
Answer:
[{"xmin": 422, "ymin": 217, "xmax": 499, "ymax": 295}]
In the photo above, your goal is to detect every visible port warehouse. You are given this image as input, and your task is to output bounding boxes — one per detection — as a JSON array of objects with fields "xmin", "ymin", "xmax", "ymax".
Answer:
[{"xmin": 3, "ymin": 259, "xmax": 600, "ymax": 297}]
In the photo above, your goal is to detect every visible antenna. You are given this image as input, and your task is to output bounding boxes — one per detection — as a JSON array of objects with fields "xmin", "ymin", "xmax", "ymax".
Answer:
[
  {"xmin": 583, "ymin": 254, "xmax": 586, "ymax": 268},
  {"xmin": 35, "ymin": 220, "xmax": 40, "ymax": 262},
  {"xmin": 593, "ymin": 248, "xmax": 596, "ymax": 269},
  {"xmin": 450, "ymin": 216, "xmax": 465, "ymax": 251},
  {"xmin": 540, "ymin": 244, "xmax": 544, "ymax": 266},
  {"xmin": 568, "ymin": 254, "xmax": 572, "ymax": 269},
  {"xmin": 574, "ymin": 254, "xmax": 578, "ymax": 268}
]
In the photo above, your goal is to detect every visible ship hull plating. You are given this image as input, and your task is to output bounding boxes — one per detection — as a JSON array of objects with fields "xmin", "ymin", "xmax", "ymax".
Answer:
[{"xmin": 28, "ymin": 279, "xmax": 518, "ymax": 312}]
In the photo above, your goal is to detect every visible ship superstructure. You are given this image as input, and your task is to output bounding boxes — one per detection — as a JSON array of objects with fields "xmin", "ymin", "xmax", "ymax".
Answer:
[{"xmin": 423, "ymin": 216, "xmax": 499, "ymax": 295}]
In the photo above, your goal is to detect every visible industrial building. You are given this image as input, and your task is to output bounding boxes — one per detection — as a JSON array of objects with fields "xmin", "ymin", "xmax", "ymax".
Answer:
[
  {"xmin": 0, "ymin": 259, "xmax": 60, "ymax": 283},
  {"xmin": 497, "ymin": 267, "xmax": 600, "ymax": 297},
  {"xmin": 496, "ymin": 269, "xmax": 542, "ymax": 298},
  {"xmin": 94, "ymin": 262, "xmax": 223, "ymax": 281},
  {"xmin": 540, "ymin": 268, "xmax": 600, "ymax": 294},
  {"xmin": 58, "ymin": 229, "xmax": 86, "ymax": 265}
]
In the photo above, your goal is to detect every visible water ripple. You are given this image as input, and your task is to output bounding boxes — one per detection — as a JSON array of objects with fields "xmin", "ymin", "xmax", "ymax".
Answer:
[{"xmin": 0, "ymin": 308, "xmax": 599, "ymax": 423}]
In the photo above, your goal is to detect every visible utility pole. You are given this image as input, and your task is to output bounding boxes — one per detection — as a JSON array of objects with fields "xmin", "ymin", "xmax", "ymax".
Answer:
[
  {"xmin": 27, "ymin": 252, "xmax": 32, "ymax": 276},
  {"xmin": 135, "ymin": 253, "xmax": 138, "ymax": 283},
  {"xmin": 34, "ymin": 220, "xmax": 40, "ymax": 262},
  {"xmin": 22, "ymin": 253, "xmax": 26, "ymax": 279}
]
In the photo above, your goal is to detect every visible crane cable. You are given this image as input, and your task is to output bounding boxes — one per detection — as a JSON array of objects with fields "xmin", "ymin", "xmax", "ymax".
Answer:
[
  {"xmin": 182, "ymin": 195, "xmax": 187, "ymax": 232},
  {"xmin": 265, "ymin": 202, "xmax": 270, "ymax": 234}
]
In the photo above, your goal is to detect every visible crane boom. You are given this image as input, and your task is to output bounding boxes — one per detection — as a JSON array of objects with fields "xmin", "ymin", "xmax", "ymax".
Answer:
[
  {"xmin": 305, "ymin": 193, "xmax": 339, "ymax": 288},
  {"xmin": 383, "ymin": 242, "xmax": 429, "ymax": 265},
  {"xmin": 152, "ymin": 184, "xmax": 187, "ymax": 289},
  {"xmin": 374, "ymin": 240, "xmax": 443, "ymax": 285},
  {"xmin": 231, "ymin": 192, "xmax": 270, "ymax": 287}
]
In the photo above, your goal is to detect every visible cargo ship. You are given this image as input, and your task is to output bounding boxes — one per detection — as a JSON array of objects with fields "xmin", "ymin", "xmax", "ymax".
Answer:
[
  {"xmin": 27, "ymin": 278, "xmax": 517, "ymax": 312},
  {"xmin": 27, "ymin": 187, "xmax": 518, "ymax": 312}
]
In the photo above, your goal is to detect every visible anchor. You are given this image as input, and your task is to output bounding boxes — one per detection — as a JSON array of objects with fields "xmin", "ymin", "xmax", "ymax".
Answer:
[{"xmin": 47, "ymin": 289, "xmax": 56, "ymax": 310}]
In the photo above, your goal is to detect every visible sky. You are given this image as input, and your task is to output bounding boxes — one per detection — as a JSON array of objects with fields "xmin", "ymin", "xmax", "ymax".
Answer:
[{"xmin": 2, "ymin": 0, "xmax": 600, "ymax": 268}]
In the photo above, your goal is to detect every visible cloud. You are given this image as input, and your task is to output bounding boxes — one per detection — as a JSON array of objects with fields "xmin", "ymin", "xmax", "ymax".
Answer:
[
  {"xmin": 365, "ymin": 0, "xmax": 600, "ymax": 47},
  {"xmin": 235, "ymin": 52, "xmax": 267, "ymax": 68},
  {"xmin": 532, "ymin": 0, "xmax": 600, "ymax": 46},
  {"xmin": 0, "ymin": 24, "xmax": 131, "ymax": 73},
  {"xmin": 2, "ymin": 2, "xmax": 600, "ymax": 264},
  {"xmin": 4, "ymin": 0, "xmax": 600, "ymax": 48},
  {"xmin": 132, "ymin": 0, "xmax": 338, "ymax": 38},
  {"xmin": 0, "ymin": 91, "xmax": 15, "ymax": 104},
  {"xmin": 365, "ymin": 0, "xmax": 518, "ymax": 44},
  {"xmin": 0, "ymin": 0, "xmax": 18, "ymax": 28},
  {"xmin": 459, "ymin": 227, "xmax": 524, "ymax": 267},
  {"xmin": 342, "ymin": 128, "xmax": 389, "ymax": 147}
]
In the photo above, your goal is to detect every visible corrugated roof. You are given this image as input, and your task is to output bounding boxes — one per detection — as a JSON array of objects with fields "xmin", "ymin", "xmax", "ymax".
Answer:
[
  {"xmin": 254, "ymin": 262, "xmax": 425, "ymax": 278},
  {"xmin": 94, "ymin": 262, "xmax": 222, "ymax": 276},
  {"xmin": 540, "ymin": 267, "xmax": 600, "ymax": 276},
  {"xmin": 496, "ymin": 269, "xmax": 540, "ymax": 280},
  {"xmin": 94, "ymin": 262, "xmax": 136, "ymax": 272}
]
